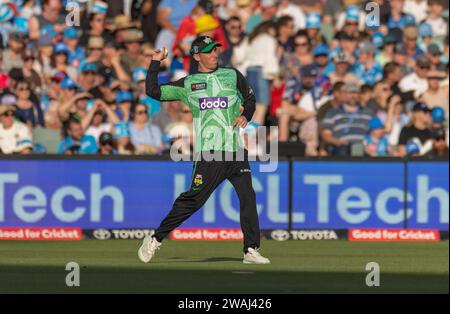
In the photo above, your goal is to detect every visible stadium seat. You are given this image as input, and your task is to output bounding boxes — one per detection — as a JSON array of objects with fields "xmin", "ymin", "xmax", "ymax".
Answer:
[{"xmin": 32, "ymin": 128, "xmax": 62, "ymax": 154}]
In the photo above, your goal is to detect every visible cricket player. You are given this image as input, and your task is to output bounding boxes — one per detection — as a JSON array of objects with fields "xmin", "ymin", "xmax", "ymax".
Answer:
[{"xmin": 138, "ymin": 36, "xmax": 270, "ymax": 264}]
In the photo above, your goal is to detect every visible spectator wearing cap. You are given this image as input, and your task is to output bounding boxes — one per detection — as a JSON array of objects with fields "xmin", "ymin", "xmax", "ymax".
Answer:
[
  {"xmin": 328, "ymin": 51, "xmax": 359, "ymax": 85},
  {"xmin": 393, "ymin": 42, "xmax": 414, "ymax": 75},
  {"xmin": 296, "ymin": 75, "xmax": 333, "ymax": 156},
  {"xmin": 83, "ymin": 99, "xmax": 120, "ymax": 144},
  {"xmin": 245, "ymin": 0, "xmax": 278, "ymax": 34},
  {"xmin": 121, "ymin": 29, "xmax": 146, "ymax": 76},
  {"xmin": 133, "ymin": 67, "xmax": 161, "ymax": 118},
  {"xmin": 155, "ymin": 0, "xmax": 198, "ymax": 64},
  {"xmin": 420, "ymin": 69, "xmax": 449, "ymax": 117},
  {"xmin": 276, "ymin": 0, "xmax": 306, "ymax": 31},
  {"xmin": 398, "ymin": 102, "xmax": 434, "ymax": 156},
  {"xmin": 51, "ymin": 42, "xmax": 77, "ymax": 81},
  {"xmin": 336, "ymin": 4, "xmax": 366, "ymax": 35},
  {"xmin": 115, "ymin": 90, "xmax": 134, "ymax": 122},
  {"xmin": 312, "ymin": 44, "xmax": 330, "ymax": 74},
  {"xmin": 320, "ymin": 82, "xmax": 373, "ymax": 156},
  {"xmin": 2, "ymin": 32, "xmax": 27, "ymax": 72},
  {"xmin": 276, "ymin": 15, "xmax": 296, "ymax": 54},
  {"xmin": 424, "ymin": 0, "xmax": 448, "ymax": 41},
  {"xmin": 403, "ymin": 25, "xmax": 425, "ymax": 61},
  {"xmin": 332, "ymin": 32, "xmax": 358, "ymax": 66},
  {"xmin": 0, "ymin": 103, "xmax": 33, "ymax": 154},
  {"xmin": 424, "ymin": 127, "xmax": 449, "ymax": 158},
  {"xmin": 129, "ymin": 102, "xmax": 164, "ymax": 155},
  {"xmin": 77, "ymin": 62, "xmax": 102, "ymax": 98},
  {"xmin": 278, "ymin": 64, "xmax": 319, "ymax": 142},
  {"xmin": 417, "ymin": 23, "xmax": 434, "ymax": 53},
  {"xmin": 399, "ymin": 55, "xmax": 431, "ymax": 99},
  {"xmin": 242, "ymin": 21, "xmax": 279, "ymax": 125},
  {"xmin": 14, "ymin": 80, "xmax": 45, "ymax": 128},
  {"xmin": 19, "ymin": 0, "xmax": 42, "ymax": 20},
  {"xmin": 426, "ymin": 43, "xmax": 445, "ymax": 70},
  {"xmin": 78, "ymin": 3, "xmax": 113, "ymax": 48},
  {"xmin": 430, "ymin": 107, "xmax": 448, "ymax": 146},
  {"xmin": 63, "ymin": 27, "xmax": 85, "ymax": 69},
  {"xmin": 364, "ymin": 117, "xmax": 391, "ymax": 156},
  {"xmin": 305, "ymin": 12, "xmax": 326, "ymax": 47},
  {"xmin": 352, "ymin": 41, "xmax": 383, "ymax": 86},
  {"xmin": 58, "ymin": 116, "xmax": 98, "ymax": 154},
  {"xmin": 98, "ymin": 132, "xmax": 118, "ymax": 155},
  {"xmin": 113, "ymin": 122, "xmax": 135, "ymax": 155},
  {"xmin": 28, "ymin": 0, "xmax": 66, "ymax": 41},
  {"xmin": 60, "ymin": 77, "xmax": 78, "ymax": 103},
  {"xmin": 375, "ymin": 34, "xmax": 397, "ymax": 67},
  {"xmin": 387, "ymin": 0, "xmax": 416, "ymax": 29}
]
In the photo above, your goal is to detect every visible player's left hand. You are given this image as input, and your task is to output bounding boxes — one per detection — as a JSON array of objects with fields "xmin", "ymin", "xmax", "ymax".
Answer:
[{"xmin": 233, "ymin": 116, "xmax": 248, "ymax": 129}]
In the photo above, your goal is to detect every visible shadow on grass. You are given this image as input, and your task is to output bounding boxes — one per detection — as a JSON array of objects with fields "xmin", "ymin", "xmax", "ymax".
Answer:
[
  {"xmin": 167, "ymin": 257, "xmax": 243, "ymax": 263},
  {"xmin": 0, "ymin": 265, "xmax": 447, "ymax": 294}
]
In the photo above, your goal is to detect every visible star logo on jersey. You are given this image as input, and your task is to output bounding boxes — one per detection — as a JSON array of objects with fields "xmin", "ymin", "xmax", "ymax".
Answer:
[{"xmin": 193, "ymin": 174, "xmax": 203, "ymax": 187}]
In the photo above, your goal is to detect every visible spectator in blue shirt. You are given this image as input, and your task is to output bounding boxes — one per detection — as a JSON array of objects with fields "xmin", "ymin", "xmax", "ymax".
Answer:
[
  {"xmin": 58, "ymin": 117, "xmax": 98, "ymax": 154},
  {"xmin": 364, "ymin": 117, "xmax": 390, "ymax": 156},
  {"xmin": 129, "ymin": 103, "xmax": 164, "ymax": 155},
  {"xmin": 352, "ymin": 41, "xmax": 383, "ymax": 86}
]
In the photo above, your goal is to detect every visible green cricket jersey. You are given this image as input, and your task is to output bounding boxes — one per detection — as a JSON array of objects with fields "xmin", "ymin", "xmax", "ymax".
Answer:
[{"xmin": 146, "ymin": 61, "xmax": 256, "ymax": 153}]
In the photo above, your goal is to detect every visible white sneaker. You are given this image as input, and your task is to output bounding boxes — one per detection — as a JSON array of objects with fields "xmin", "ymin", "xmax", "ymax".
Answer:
[
  {"xmin": 243, "ymin": 248, "xmax": 270, "ymax": 264},
  {"xmin": 138, "ymin": 236, "xmax": 161, "ymax": 263}
]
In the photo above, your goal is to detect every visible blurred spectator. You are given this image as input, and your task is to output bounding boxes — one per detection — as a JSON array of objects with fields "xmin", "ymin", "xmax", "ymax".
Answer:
[
  {"xmin": 379, "ymin": 94, "xmax": 411, "ymax": 149},
  {"xmin": 375, "ymin": 34, "xmax": 397, "ymax": 67},
  {"xmin": 420, "ymin": 69, "xmax": 449, "ymax": 117},
  {"xmin": 21, "ymin": 49, "xmax": 42, "ymax": 94},
  {"xmin": 424, "ymin": 0, "xmax": 448, "ymax": 40},
  {"xmin": 424, "ymin": 127, "xmax": 449, "ymax": 157},
  {"xmin": 399, "ymin": 55, "xmax": 431, "ymax": 99},
  {"xmin": 223, "ymin": 16, "xmax": 248, "ymax": 70},
  {"xmin": 328, "ymin": 51, "xmax": 359, "ymax": 85},
  {"xmin": 243, "ymin": 21, "xmax": 279, "ymax": 125},
  {"xmin": 276, "ymin": 15, "xmax": 295, "ymax": 54},
  {"xmin": 246, "ymin": 0, "xmax": 278, "ymax": 34},
  {"xmin": 113, "ymin": 122, "xmax": 135, "ymax": 155},
  {"xmin": 152, "ymin": 100, "xmax": 182, "ymax": 132},
  {"xmin": 0, "ymin": 103, "xmax": 33, "ymax": 154},
  {"xmin": 58, "ymin": 116, "xmax": 98, "ymax": 155},
  {"xmin": 98, "ymin": 132, "xmax": 117, "ymax": 155},
  {"xmin": 352, "ymin": 41, "xmax": 383, "ymax": 86},
  {"xmin": 305, "ymin": 12, "xmax": 326, "ymax": 47},
  {"xmin": 281, "ymin": 30, "xmax": 313, "ymax": 84},
  {"xmin": 58, "ymin": 92, "xmax": 93, "ymax": 124},
  {"xmin": 2, "ymin": 32, "xmax": 27, "ymax": 72},
  {"xmin": 51, "ymin": 42, "xmax": 77, "ymax": 80},
  {"xmin": 115, "ymin": 89, "xmax": 134, "ymax": 123},
  {"xmin": 155, "ymin": 0, "xmax": 198, "ymax": 60},
  {"xmin": 83, "ymin": 99, "xmax": 120, "ymax": 144},
  {"xmin": 387, "ymin": 0, "xmax": 416, "ymax": 30},
  {"xmin": 14, "ymin": 80, "xmax": 45, "ymax": 128},
  {"xmin": 121, "ymin": 29, "xmax": 145, "ymax": 76},
  {"xmin": 28, "ymin": 0, "xmax": 65, "ymax": 41},
  {"xmin": 404, "ymin": 0, "xmax": 429, "ymax": 24},
  {"xmin": 427, "ymin": 43, "xmax": 446, "ymax": 70},
  {"xmin": 276, "ymin": 0, "xmax": 306, "ymax": 31},
  {"xmin": 129, "ymin": 102, "xmax": 164, "ymax": 154},
  {"xmin": 364, "ymin": 117, "xmax": 391, "ymax": 156},
  {"xmin": 398, "ymin": 102, "xmax": 434, "ymax": 156},
  {"xmin": 321, "ymin": 82, "xmax": 373, "ymax": 156}
]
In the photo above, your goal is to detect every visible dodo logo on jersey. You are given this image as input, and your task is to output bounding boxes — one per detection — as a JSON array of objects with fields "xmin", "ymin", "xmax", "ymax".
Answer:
[{"xmin": 199, "ymin": 97, "xmax": 229, "ymax": 110}]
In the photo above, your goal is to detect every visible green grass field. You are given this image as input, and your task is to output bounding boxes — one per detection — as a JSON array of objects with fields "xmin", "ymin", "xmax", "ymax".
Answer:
[{"xmin": 0, "ymin": 240, "xmax": 448, "ymax": 294}]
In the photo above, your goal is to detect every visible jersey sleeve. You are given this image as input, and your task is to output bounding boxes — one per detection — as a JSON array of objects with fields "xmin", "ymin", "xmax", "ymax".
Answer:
[
  {"xmin": 233, "ymin": 68, "xmax": 256, "ymax": 122},
  {"xmin": 146, "ymin": 60, "xmax": 187, "ymax": 102}
]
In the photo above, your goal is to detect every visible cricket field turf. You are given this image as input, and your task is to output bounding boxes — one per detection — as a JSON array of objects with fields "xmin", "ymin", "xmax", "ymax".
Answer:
[{"xmin": 0, "ymin": 240, "xmax": 448, "ymax": 294}]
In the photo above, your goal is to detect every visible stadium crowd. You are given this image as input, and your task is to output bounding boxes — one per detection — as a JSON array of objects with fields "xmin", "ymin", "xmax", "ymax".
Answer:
[{"xmin": 0, "ymin": 0, "xmax": 448, "ymax": 157}]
